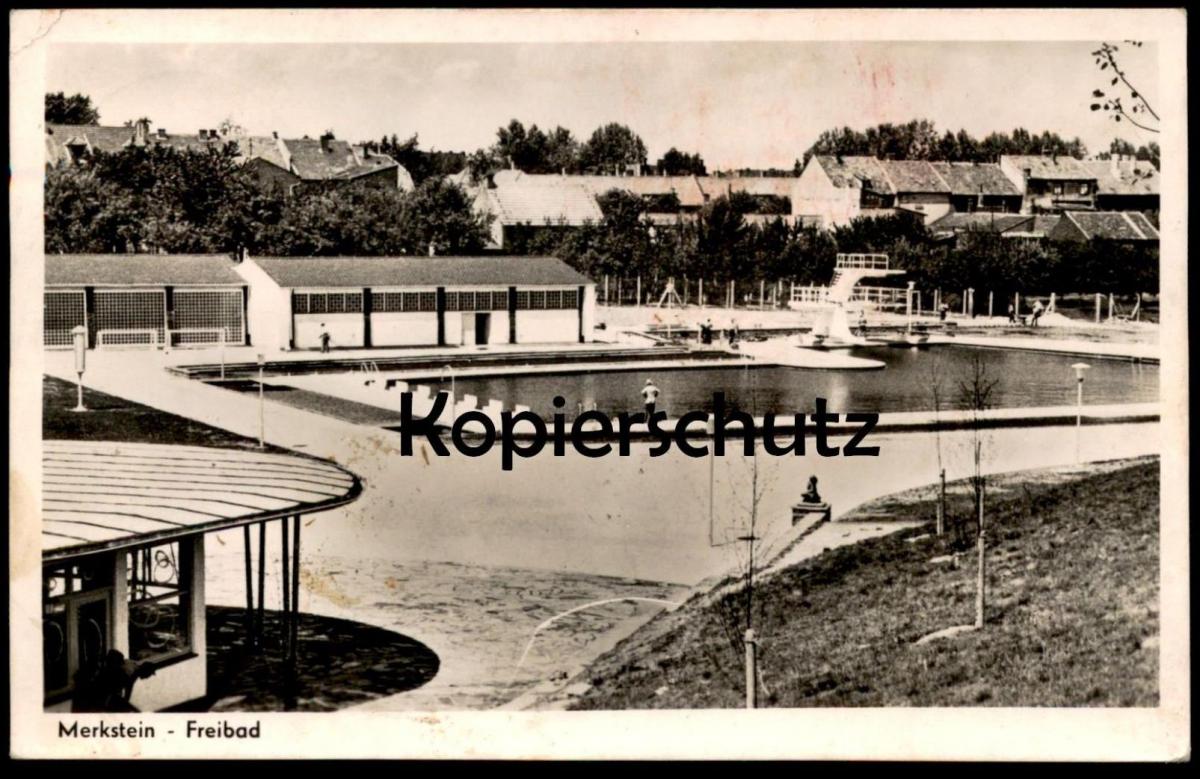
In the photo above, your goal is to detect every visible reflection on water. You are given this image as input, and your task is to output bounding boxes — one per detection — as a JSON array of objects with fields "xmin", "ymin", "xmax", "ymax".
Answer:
[{"xmin": 427, "ymin": 344, "xmax": 1158, "ymax": 418}]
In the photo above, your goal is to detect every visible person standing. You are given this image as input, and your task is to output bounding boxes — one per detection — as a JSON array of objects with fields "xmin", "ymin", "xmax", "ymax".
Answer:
[
  {"xmin": 641, "ymin": 379, "xmax": 661, "ymax": 419},
  {"xmin": 1031, "ymin": 299, "xmax": 1044, "ymax": 327},
  {"xmin": 1007, "ymin": 303, "xmax": 1016, "ymax": 325},
  {"xmin": 319, "ymin": 327, "xmax": 331, "ymax": 353}
]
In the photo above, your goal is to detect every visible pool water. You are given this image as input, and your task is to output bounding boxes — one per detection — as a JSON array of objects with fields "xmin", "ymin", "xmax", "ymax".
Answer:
[{"xmin": 427, "ymin": 345, "xmax": 1158, "ymax": 418}]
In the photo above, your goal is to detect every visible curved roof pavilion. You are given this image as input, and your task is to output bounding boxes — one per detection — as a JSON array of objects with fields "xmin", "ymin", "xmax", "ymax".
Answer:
[{"xmin": 43, "ymin": 440, "xmax": 361, "ymax": 562}]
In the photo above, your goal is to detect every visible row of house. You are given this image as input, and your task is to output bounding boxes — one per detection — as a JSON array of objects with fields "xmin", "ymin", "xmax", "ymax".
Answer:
[
  {"xmin": 456, "ymin": 154, "xmax": 1159, "ymax": 249},
  {"xmin": 795, "ymin": 154, "xmax": 1160, "ymax": 227},
  {"xmin": 452, "ymin": 169, "xmax": 801, "ymax": 249},
  {"xmin": 46, "ymin": 120, "xmax": 1160, "ymax": 245},
  {"xmin": 45, "ymin": 120, "xmax": 414, "ymax": 193}
]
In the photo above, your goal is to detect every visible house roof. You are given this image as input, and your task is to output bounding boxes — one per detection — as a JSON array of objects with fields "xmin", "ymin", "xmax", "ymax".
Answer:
[
  {"xmin": 814, "ymin": 156, "xmax": 895, "ymax": 194},
  {"xmin": 239, "ymin": 136, "xmax": 288, "ymax": 168},
  {"xmin": 698, "ymin": 176, "xmax": 796, "ymax": 200},
  {"xmin": 43, "ymin": 440, "xmax": 360, "ymax": 562},
  {"xmin": 1060, "ymin": 211, "xmax": 1159, "ymax": 241},
  {"xmin": 584, "ymin": 174, "xmax": 710, "ymax": 208},
  {"xmin": 46, "ymin": 124, "xmax": 137, "ymax": 154},
  {"xmin": 483, "ymin": 171, "xmax": 605, "ymax": 225},
  {"xmin": 250, "ymin": 255, "xmax": 593, "ymax": 288},
  {"xmin": 930, "ymin": 162, "xmax": 1022, "ymax": 196},
  {"xmin": 929, "ymin": 212, "xmax": 1061, "ymax": 237},
  {"xmin": 1001, "ymin": 155, "xmax": 1093, "ymax": 180},
  {"xmin": 879, "ymin": 160, "xmax": 950, "ymax": 194},
  {"xmin": 1078, "ymin": 161, "xmax": 1160, "ymax": 196},
  {"xmin": 45, "ymin": 254, "xmax": 246, "ymax": 287}
]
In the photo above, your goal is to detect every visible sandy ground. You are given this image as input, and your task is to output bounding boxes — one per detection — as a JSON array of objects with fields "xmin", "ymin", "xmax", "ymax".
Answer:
[{"xmin": 203, "ymin": 548, "xmax": 686, "ymax": 710}]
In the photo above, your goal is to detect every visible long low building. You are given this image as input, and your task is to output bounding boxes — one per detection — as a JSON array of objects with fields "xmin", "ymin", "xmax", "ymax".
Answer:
[
  {"xmin": 45, "ymin": 254, "xmax": 248, "ymax": 349},
  {"xmin": 238, "ymin": 254, "xmax": 596, "ymax": 351}
]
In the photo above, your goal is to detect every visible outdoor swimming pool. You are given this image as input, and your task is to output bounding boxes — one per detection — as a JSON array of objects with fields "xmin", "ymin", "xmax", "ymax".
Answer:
[{"xmin": 425, "ymin": 344, "xmax": 1158, "ymax": 418}]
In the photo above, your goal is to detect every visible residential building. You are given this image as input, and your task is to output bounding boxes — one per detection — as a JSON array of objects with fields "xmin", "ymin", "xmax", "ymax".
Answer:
[
  {"xmin": 242, "ymin": 134, "xmax": 413, "ymax": 194},
  {"xmin": 1079, "ymin": 158, "xmax": 1160, "ymax": 213},
  {"xmin": 929, "ymin": 212, "xmax": 1061, "ymax": 246},
  {"xmin": 998, "ymin": 155, "xmax": 1097, "ymax": 213},
  {"xmin": 1048, "ymin": 211, "xmax": 1160, "ymax": 244},
  {"xmin": 930, "ymin": 162, "xmax": 1024, "ymax": 213}
]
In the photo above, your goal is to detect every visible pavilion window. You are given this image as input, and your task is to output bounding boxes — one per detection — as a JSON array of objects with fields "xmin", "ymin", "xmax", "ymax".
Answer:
[
  {"xmin": 43, "ymin": 556, "xmax": 115, "ymax": 700},
  {"xmin": 293, "ymin": 293, "xmax": 309, "ymax": 314},
  {"xmin": 444, "ymin": 292, "xmax": 460, "ymax": 312},
  {"xmin": 418, "ymin": 292, "xmax": 436, "ymax": 312},
  {"xmin": 545, "ymin": 290, "xmax": 562, "ymax": 309},
  {"xmin": 515, "ymin": 291, "xmax": 530, "ymax": 310},
  {"xmin": 127, "ymin": 542, "xmax": 192, "ymax": 665},
  {"xmin": 560, "ymin": 289, "xmax": 578, "ymax": 309},
  {"xmin": 529, "ymin": 291, "xmax": 546, "ymax": 310},
  {"xmin": 308, "ymin": 294, "xmax": 327, "ymax": 314}
]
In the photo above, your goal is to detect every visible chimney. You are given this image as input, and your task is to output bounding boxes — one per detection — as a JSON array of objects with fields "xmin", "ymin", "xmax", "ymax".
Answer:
[
  {"xmin": 199, "ymin": 129, "xmax": 208, "ymax": 139},
  {"xmin": 132, "ymin": 118, "xmax": 151, "ymax": 146},
  {"xmin": 209, "ymin": 129, "xmax": 217, "ymax": 139},
  {"xmin": 320, "ymin": 132, "xmax": 333, "ymax": 153},
  {"xmin": 156, "ymin": 128, "xmax": 167, "ymax": 138},
  {"xmin": 272, "ymin": 130, "xmax": 279, "ymax": 139}
]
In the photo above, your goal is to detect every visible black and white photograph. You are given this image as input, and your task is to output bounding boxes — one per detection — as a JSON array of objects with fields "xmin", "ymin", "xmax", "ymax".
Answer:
[{"xmin": 8, "ymin": 8, "xmax": 1189, "ymax": 761}]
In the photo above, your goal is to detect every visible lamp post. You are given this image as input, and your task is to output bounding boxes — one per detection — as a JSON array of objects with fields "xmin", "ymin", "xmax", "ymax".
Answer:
[
  {"xmin": 257, "ymin": 353, "xmax": 266, "ymax": 449},
  {"xmin": 71, "ymin": 325, "xmax": 88, "ymax": 412},
  {"xmin": 1071, "ymin": 362, "xmax": 1090, "ymax": 462}
]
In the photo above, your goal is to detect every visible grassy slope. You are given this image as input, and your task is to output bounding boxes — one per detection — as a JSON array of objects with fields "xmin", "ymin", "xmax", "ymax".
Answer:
[
  {"xmin": 572, "ymin": 459, "xmax": 1159, "ymax": 708},
  {"xmin": 43, "ymin": 375, "xmax": 287, "ymax": 453}
]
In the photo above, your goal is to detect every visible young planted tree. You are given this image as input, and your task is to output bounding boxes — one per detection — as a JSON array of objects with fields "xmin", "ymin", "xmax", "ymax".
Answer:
[{"xmin": 958, "ymin": 355, "xmax": 999, "ymax": 629}]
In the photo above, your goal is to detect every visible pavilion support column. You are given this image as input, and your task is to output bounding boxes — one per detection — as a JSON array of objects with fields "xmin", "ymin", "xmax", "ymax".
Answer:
[
  {"xmin": 243, "ymin": 525, "xmax": 255, "ymax": 648},
  {"xmin": 281, "ymin": 517, "xmax": 291, "ymax": 657},
  {"xmin": 287, "ymin": 515, "xmax": 303, "ymax": 688},
  {"xmin": 257, "ymin": 520, "xmax": 266, "ymax": 653}
]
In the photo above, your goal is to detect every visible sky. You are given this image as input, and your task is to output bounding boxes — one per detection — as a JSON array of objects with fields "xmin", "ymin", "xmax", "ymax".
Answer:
[{"xmin": 46, "ymin": 41, "xmax": 1159, "ymax": 170}]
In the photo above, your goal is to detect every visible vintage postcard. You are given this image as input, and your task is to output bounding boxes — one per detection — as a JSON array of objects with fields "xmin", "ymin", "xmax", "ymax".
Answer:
[{"xmin": 9, "ymin": 8, "xmax": 1189, "ymax": 760}]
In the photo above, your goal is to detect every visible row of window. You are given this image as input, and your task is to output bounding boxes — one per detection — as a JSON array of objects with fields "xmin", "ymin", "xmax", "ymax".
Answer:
[
  {"xmin": 296, "ymin": 289, "xmax": 580, "ymax": 314},
  {"xmin": 293, "ymin": 292, "xmax": 366, "ymax": 314}
]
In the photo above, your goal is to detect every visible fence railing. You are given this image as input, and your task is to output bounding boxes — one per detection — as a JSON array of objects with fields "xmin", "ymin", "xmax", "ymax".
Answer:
[{"xmin": 835, "ymin": 253, "xmax": 891, "ymax": 270}]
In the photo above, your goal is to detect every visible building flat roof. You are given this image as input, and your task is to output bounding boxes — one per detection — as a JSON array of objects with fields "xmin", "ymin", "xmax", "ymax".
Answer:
[
  {"xmin": 46, "ymin": 254, "xmax": 246, "ymax": 287},
  {"xmin": 43, "ymin": 440, "xmax": 361, "ymax": 562},
  {"xmin": 251, "ymin": 255, "xmax": 593, "ymax": 288}
]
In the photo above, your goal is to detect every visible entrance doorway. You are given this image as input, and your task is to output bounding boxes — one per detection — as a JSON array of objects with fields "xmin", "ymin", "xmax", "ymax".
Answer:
[
  {"xmin": 462, "ymin": 312, "xmax": 490, "ymax": 345},
  {"xmin": 474, "ymin": 312, "xmax": 491, "ymax": 345}
]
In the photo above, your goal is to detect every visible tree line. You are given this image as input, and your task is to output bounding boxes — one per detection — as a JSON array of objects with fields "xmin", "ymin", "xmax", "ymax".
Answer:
[
  {"xmin": 499, "ymin": 193, "xmax": 1157, "ymax": 297},
  {"xmin": 44, "ymin": 143, "xmax": 493, "ymax": 257},
  {"xmin": 800, "ymin": 120, "xmax": 1095, "ymax": 168}
]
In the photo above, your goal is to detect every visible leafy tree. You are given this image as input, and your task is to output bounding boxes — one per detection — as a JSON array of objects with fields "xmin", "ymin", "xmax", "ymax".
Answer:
[
  {"xmin": 655, "ymin": 147, "xmax": 707, "ymax": 176},
  {"xmin": 45, "ymin": 92, "xmax": 101, "ymax": 125},
  {"xmin": 578, "ymin": 123, "xmax": 648, "ymax": 174}
]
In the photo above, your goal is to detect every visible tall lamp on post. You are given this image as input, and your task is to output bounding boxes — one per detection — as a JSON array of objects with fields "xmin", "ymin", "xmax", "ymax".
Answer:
[
  {"xmin": 71, "ymin": 325, "xmax": 88, "ymax": 412},
  {"xmin": 257, "ymin": 353, "xmax": 266, "ymax": 449},
  {"xmin": 1071, "ymin": 362, "xmax": 1090, "ymax": 462}
]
